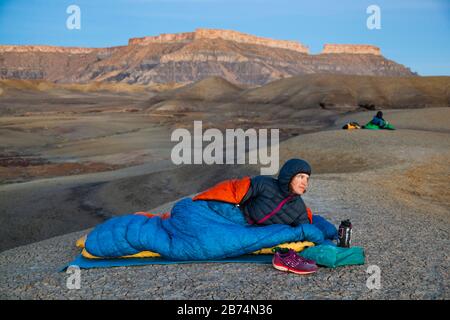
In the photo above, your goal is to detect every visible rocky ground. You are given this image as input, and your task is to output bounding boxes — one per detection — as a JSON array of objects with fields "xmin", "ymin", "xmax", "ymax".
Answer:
[{"xmin": 0, "ymin": 107, "xmax": 448, "ymax": 299}]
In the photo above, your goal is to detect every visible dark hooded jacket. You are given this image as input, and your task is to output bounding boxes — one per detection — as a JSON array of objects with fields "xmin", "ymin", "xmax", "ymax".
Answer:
[{"xmin": 239, "ymin": 159, "xmax": 311, "ymax": 226}]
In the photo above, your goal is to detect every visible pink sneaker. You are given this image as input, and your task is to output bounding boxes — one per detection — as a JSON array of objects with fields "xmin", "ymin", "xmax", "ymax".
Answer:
[{"xmin": 272, "ymin": 248, "xmax": 318, "ymax": 275}]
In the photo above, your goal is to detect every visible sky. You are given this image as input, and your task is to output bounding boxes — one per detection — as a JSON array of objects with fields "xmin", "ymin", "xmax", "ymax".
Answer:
[{"xmin": 0, "ymin": 0, "xmax": 449, "ymax": 76}]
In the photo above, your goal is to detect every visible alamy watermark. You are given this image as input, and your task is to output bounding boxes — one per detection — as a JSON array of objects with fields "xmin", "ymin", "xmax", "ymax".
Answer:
[
  {"xmin": 66, "ymin": 5, "xmax": 81, "ymax": 30},
  {"xmin": 66, "ymin": 265, "xmax": 81, "ymax": 290},
  {"xmin": 366, "ymin": 265, "xmax": 381, "ymax": 290},
  {"xmin": 171, "ymin": 121, "xmax": 279, "ymax": 175},
  {"xmin": 367, "ymin": 5, "xmax": 381, "ymax": 30}
]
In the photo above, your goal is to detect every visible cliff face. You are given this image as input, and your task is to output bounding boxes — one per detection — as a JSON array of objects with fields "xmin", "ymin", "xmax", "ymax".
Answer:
[
  {"xmin": 0, "ymin": 29, "xmax": 416, "ymax": 85},
  {"xmin": 322, "ymin": 44, "xmax": 381, "ymax": 55},
  {"xmin": 129, "ymin": 32, "xmax": 196, "ymax": 45},
  {"xmin": 129, "ymin": 28, "xmax": 309, "ymax": 53},
  {"xmin": 0, "ymin": 45, "xmax": 99, "ymax": 54}
]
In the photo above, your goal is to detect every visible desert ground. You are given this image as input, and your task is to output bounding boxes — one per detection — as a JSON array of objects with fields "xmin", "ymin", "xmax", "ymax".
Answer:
[
  {"xmin": 0, "ymin": 78, "xmax": 449, "ymax": 299},
  {"xmin": 0, "ymin": 108, "xmax": 450, "ymax": 299}
]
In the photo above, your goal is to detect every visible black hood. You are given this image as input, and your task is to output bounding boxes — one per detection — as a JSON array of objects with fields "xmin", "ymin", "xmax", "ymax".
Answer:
[{"xmin": 277, "ymin": 158, "xmax": 311, "ymax": 196}]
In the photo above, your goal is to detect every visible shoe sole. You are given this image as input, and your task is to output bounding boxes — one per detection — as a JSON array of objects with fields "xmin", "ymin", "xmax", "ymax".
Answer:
[{"xmin": 272, "ymin": 263, "xmax": 317, "ymax": 275}]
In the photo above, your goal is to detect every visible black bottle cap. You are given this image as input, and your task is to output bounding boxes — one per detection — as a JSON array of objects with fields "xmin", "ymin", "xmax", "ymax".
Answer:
[{"xmin": 340, "ymin": 219, "xmax": 352, "ymax": 227}]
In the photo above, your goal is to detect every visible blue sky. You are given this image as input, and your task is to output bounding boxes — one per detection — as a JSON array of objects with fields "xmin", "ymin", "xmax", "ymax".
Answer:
[{"xmin": 0, "ymin": 0, "xmax": 449, "ymax": 75}]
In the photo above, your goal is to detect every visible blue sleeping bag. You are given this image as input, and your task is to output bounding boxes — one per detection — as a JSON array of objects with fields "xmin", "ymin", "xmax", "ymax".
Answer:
[{"xmin": 85, "ymin": 198, "xmax": 333, "ymax": 261}]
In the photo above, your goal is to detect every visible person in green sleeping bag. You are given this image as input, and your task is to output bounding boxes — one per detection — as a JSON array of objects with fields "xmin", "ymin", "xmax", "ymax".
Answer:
[
  {"xmin": 370, "ymin": 111, "xmax": 387, "ymax": 128},
  {"xmin": 362, "ymin": 111, "xmax": 396, "ymax": 130}
]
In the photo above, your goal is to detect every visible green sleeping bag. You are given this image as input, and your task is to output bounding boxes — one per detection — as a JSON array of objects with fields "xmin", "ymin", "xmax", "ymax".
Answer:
[{"xmin": 363, "ymin": 122, "xmax": 396, "ymax": 130}]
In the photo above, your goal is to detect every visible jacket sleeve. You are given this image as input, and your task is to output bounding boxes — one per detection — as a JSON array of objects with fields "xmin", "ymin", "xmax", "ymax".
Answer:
[
  {"xmin": 239, "ymin": 176, "xmax": 265, "ymax": 205},
  {"xmin": 291, "ymin": 206, "xmax": 313, "ymax": 226}
]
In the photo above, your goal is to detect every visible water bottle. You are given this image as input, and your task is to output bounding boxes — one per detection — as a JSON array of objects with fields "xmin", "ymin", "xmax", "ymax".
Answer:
[{"xmin": 337, "ymin": 219, "xmax": 352, "ymax": 247}]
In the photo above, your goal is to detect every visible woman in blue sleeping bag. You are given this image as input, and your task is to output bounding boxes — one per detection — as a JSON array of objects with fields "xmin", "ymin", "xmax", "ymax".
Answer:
[{"xmin": 85, "ymin": 158, "xmax": 338, "ymax": 265}]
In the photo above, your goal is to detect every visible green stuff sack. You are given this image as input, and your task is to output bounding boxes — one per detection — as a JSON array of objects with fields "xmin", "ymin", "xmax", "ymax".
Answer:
[{"xmin": 299, "ymin": 245, "xmax": 365, "ymax": 268}]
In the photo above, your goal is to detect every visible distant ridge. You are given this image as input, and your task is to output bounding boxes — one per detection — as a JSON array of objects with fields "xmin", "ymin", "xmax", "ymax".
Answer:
[
  {"xmin": 0, "ymin": 28, "xmax": 416, "ymax": 85},
  {"xmin": 149, "ymin": 74, "xmax": 450, "ymax": 111}
]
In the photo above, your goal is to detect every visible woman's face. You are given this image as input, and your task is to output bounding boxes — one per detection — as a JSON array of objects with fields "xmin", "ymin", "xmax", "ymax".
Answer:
[{"xmin": 289, "ymin": 173, "xmax": 310, "ymax": 195}]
